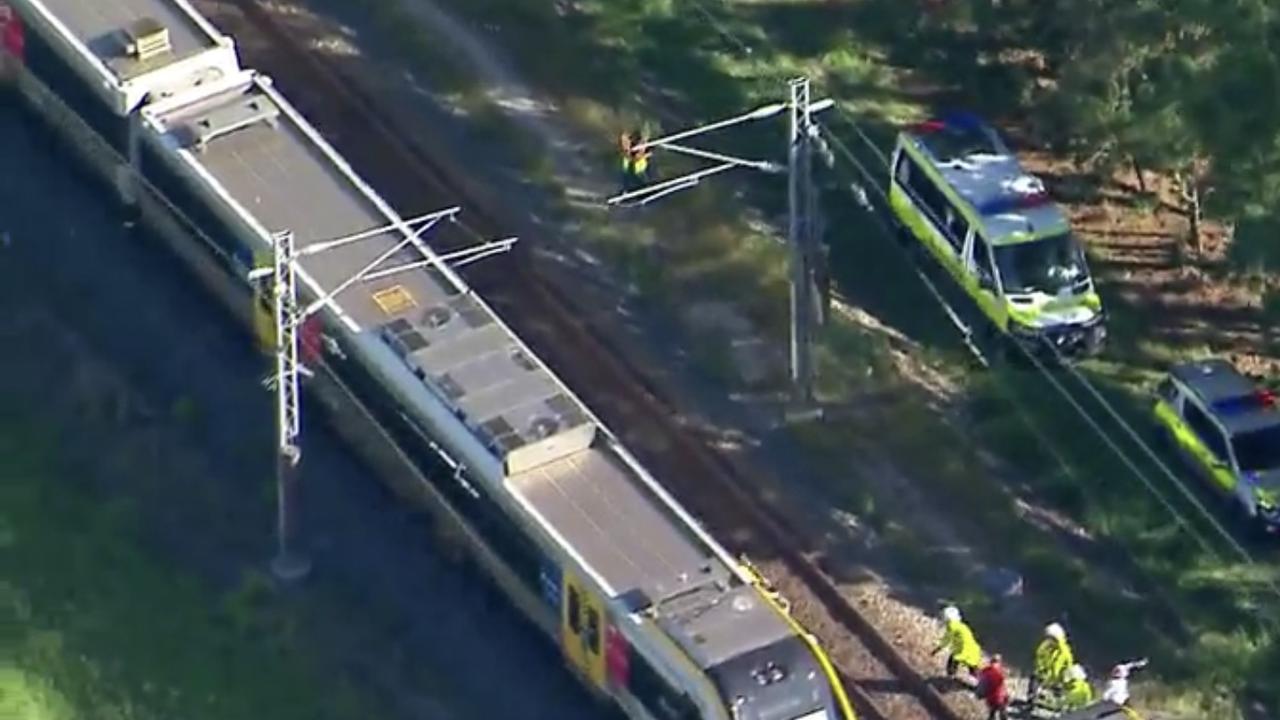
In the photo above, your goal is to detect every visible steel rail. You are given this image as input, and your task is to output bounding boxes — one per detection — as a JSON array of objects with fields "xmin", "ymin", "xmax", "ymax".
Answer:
[{"xmin": 214, "ymin": 2, "xmax": 971, "ymax": 718}]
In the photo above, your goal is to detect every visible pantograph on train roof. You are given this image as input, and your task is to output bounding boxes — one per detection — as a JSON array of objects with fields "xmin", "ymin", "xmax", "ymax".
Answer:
[
  {"xmin": 125, "ymin": 38, "xmax": 811, "ymax": 697},
  {"xmin": 140, "ymin": 71, "xmax": 599, "ymax": 476}
]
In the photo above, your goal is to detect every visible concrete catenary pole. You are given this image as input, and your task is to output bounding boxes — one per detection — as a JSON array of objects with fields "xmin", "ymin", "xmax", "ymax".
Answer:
[{"xmin": 787, "ymin": 77, "xmax": 819, "ymax": 404}]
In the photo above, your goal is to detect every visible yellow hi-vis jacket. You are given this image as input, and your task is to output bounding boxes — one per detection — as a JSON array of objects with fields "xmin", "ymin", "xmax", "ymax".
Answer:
[
  {"xmin": 619, "ymin": 133, "xmax": 636, "ymax": 173},
  {"xmin": 1061, "ymin": 677, "xmax": 1094, "ymax": 710},
  {"xmin": 632, "ymin": 149, "xmax": 650, "ymax": 175},
  {"xmin": 943, "ymin": 619, "xmax": 982, "ymax": 667},
  {"xmin": 1034, "ymin": 637, "xmax": 1073, "ymax": 683}
]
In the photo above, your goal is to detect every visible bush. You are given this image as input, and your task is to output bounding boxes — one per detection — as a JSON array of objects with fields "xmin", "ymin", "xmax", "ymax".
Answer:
[
  {"xmin": 1228, "ymin": 213, "xmax": 1280, "ymax": 275},
  {"xmin": 1263, "ymin": 288, "xmax": 1280, "ymax": 324}
]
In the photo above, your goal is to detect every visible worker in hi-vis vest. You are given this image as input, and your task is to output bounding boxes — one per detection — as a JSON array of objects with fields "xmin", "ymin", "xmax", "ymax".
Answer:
[
  {"xmin": 618, "ymin": 130, "xmax": 652, "ymax": 192},
  {"xmin": 932, "ymin": 605, "xmax": 983, "ymax": 680}
]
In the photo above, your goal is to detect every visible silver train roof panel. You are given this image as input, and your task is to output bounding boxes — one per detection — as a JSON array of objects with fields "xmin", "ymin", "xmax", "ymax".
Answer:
[
  {"xmin": 14, "ymin": 0, "xmax": 240, "ymax": 114},
  {"xmin": 509, "ymin": 446, "xmax": 792, "ymax": 669},
  {"xmin": 656, "ymin": 583, "xmax": 792, "ymax": 670},
  {"xmin": 509, "ymin": 446, "xmax": 719, "ymax": 600},
  {"xmin": 141, "ymin": 73, "xmax": 596, "ymax": 473}
]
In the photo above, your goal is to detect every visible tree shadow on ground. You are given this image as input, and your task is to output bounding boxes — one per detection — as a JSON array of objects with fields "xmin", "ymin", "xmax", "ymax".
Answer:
[{"xmin": 1090, "ymin": 248, "xmax": 1276, "ymax": 368}]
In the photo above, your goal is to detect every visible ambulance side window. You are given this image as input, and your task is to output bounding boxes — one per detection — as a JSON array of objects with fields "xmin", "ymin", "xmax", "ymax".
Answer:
[
  {"xmin": 971, "ymin": 234, "xmax": 995, "ymax": 288},
  {"xmin": 894, "ymin": 151, "xmax": 910, "ymax": 184},
  {"xmin": 1184, "ymin": 402, "xmax": 1229, "ymax": 461},
  {"xmin": 897, "ymin": 155, "xmax": 949, "ymax": 236},
  {"xmin": 917, "ymin": 181, "xmax": 951, "ymax": 239},
  {"xmin": 944, "ymin": 208, "xmax": 969, "ymax": 252}
]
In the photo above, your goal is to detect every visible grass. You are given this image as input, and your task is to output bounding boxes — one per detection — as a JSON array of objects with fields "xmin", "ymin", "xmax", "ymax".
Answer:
[
  {"xmin": 0, "ymin": 422, "xmax": 370, "ymax": 720},
  {"xmin": 299, "ymin": 0, "xmax": 1280, "ymax": 713}
]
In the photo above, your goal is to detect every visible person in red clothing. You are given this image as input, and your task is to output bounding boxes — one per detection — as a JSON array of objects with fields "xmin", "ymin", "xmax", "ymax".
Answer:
[{"xmin": 975, "ymin": 654, "xmax": 1010, "ymax": 720}]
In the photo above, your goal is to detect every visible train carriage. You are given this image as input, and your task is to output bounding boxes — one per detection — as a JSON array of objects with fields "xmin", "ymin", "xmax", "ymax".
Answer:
[{"xmin": 3, "ymin": 2, "xmax": 856, "ymax": 719}]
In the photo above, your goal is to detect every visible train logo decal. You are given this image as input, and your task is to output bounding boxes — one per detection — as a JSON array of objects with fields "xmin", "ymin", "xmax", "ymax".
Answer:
[
  {"xmin": 561, "ymin": 573, "xmax": 608, "ymax": 689},
  {"xmin": 605, "ymin": 623, "xmax": 630, "ymax": 689}
]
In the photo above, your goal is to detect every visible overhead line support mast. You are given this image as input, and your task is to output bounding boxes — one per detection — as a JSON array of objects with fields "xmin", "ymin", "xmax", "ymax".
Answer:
[
  {"xmin": 607, "ymin": 77, "xmax": 832, "ymax": 409},
  {"xmin": 788, "ymin": 76, "xmax": 821, "ymax": 405},
  {"xmin": 252, "ymin": 212, "xmax": 518, "ymax": 581}
]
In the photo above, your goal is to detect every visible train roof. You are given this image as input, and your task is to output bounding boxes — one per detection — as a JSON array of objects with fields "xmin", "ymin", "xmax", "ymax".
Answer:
[
  {"xmin": 510, "ymin": 448, "xmax": 792, "ymax": 668},
  {"xmin": 141, "ymin": 73, "xmax": 599, "ymax": 475},
  {"xmin": 902, "ymin": 114, "xmax": 1070, "ymax": 245},
  {"xmin": 13, "ymin": 0, "xmax": 240, "ymax": 114},
  {"xmin": 137, "ymin": 71, "xmax": 792, "ymax": 669}
]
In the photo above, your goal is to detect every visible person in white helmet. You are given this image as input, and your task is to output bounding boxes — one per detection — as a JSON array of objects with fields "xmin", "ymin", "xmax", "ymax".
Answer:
[
  {"xmin": 1102, "ymin": 658, "xmax": 1149, "ymax": 706},
  {"xmin": 1028, "ymin": 622, "xmax": 1074, "ymax": 706},
  {"xmin": 1059, "ymin": 664, "xmax": 1094, "ymax": 710},
  {"xmin": 932, "ymin": 605, "xmax": 983, "ymax": 680}
]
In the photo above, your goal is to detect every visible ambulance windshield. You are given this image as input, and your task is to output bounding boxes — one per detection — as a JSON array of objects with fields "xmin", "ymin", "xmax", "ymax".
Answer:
[{"xmin": 994, "ymin": 233, "xmax": 1088, "ymax": 295}]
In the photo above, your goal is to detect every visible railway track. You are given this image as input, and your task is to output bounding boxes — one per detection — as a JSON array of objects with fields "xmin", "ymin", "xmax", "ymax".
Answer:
[{"xmin": 200, "ymin": 2, "xmax": 975, "ymax": 718}]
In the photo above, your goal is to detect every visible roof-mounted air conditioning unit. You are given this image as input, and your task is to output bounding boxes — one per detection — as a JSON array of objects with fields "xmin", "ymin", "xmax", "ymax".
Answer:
[{"xmin": 125, "ymin": 18, "xmax": 171, "ymax": 62}]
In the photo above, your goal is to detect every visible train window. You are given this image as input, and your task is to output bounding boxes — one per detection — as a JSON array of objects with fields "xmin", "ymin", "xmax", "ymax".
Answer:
[
  {"xmin": 567, "ymin": 587, "xmax": 582, "ymax": 634},
  {"xmin": 628, "ymin": 649, "xmax": 700, "ymax": 720},
  {"xmin": 584, "ymin": 606, "xmax": 601, "ymax": 654}
]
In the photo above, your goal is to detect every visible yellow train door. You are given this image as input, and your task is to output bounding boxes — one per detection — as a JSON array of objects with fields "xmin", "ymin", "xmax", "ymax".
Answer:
[{"xmin": 561, "ymin": 572, "xmax": 607, "ymax": 690}]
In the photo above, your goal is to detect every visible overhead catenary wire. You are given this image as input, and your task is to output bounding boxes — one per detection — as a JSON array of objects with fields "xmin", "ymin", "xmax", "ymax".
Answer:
[
  {"xmin": 817, "ymin": 125, "xmax": 989, "ymax": 365},
  {"xmin": 830, "ymin": 92, "xmax": 1275, "ymax": 582},
  {"xmin": 828, "ymin": 114, "xmax": 1280, "ymax": 597},
  {"xmin": 818, "ymin": 118, "xmax": 1227, "ymax": 561},
  {"xmin": 1048, "ymin": 341, "xmax": 1280, "ymax": 571},
  {"xmin": 689, "ymin": 0, "xmax": 891, "ymax": 170},
  {"xmin": 678, "ymin": 0, "xmax": 1280, "ymax": 610},
  {"xmin": 815, "ymin": 119, "xmax": 1248, "ymax": 569}
]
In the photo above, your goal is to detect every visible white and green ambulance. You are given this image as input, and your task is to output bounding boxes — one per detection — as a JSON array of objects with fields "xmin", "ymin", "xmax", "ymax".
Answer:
[{"xmin": 888, "ymin": 113, "xmax": 1105, "ymax": 356}]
